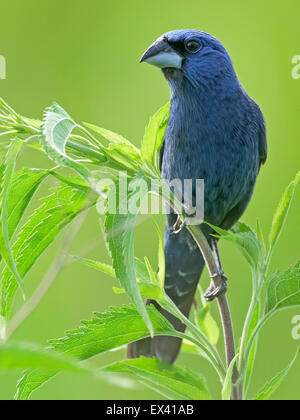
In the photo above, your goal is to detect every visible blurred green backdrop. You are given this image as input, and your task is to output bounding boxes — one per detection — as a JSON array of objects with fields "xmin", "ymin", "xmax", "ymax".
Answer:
[{"xmin": 0, "ymin": 0, "xmax": 299, "ymax": 400}]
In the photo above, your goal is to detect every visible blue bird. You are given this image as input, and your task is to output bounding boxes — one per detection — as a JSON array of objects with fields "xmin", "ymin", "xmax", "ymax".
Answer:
[{"xmin": 128, "ymin": 30, "xmax": 267, "ymax": 364}]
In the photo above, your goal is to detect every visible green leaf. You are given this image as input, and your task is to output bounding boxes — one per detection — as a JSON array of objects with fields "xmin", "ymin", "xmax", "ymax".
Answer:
[
  {"xmin": 141, "ymin": 103, "xmax": 170, "ymax": 168},
  {"xmin": 113, "ymin": 283, "xmax": 164, "ymax": 300},
  {"xmin": 269, "ymin": 172, "xmax": 300, "ymax": 249},
  {"xmin": 144, "ymin": 256, "xmax": 159, "ymax": 286},
  {"xmin": 71, "ymin": 256, "xmax": 116, "ymax": 278},
  {"xmin": 245, "ymin": 303, "xmax": 260, "ymax": 394},
  {"xmin": 222, "ymin": 355, "xmax": 239, "ymax": 401},
  {"xmin": 138, "ymin": 291, "xmax": 226, "ymax": 377},
  {"xmin": 73, "ymin": 255, "xmax": 152, "ymax": 284},
  {"xmin": 42, "ymin": 104, "xmax": 92, "ymax": 182},
  {"xmin": 1, "ymin": 341, "xmax": 136, "ymax": 398},
  {"xmin": 104, "ymin": 357, "xmax": 211, "ymax": 400},
  {"xmin": 0, "ymin": 182, "xmax": 94, "ymax": 331},
  {"xmin": 252, "ymin": 352, "xmax": 298, "ymax": 400},
  {"xmin": 0, "ymin": 167, "xmax": 49, "ymax": 266},
  {"xmin": 266, "ymin": 261, "xmax": 300, "ymax": 314},
  {"xmin": 112, "ymin": 286, "xmax": 125, "ymax": 294},
  {"xmin": 16, "ymin": 305, "xmax": 175, "ymax": 400},
  {"xmin": 154, "ymin": 221, "xmax": 165, "ymax": 288},
  {"xmin": 211, "ymin": 222, "xmax": 263, "ymax": 269},
  {"xmin": 0, "ymin": 139, "xmax": 25, "ymax": 298},
  {"xmin": 104, "ymin": 177, "xmax": 153, "ymax": 335},
  {"xmin": 83, "ymin": 122, "xmax": 141, "ymax": 163},
  {"xmin": 134, "ymin": 257, "xmax": 152, "ymax": 283},
  {"xmin": 198, "ymin": 306, "xmax": 219, "ymax": 347},
  {"xmin": 181, "ymin": 340, "xmax": 199, "ymax": 354},
  {"xmin": 43, "ymin": 104, "xmax": 75, "ymax": 156},
  {"xmin": 139, "ymin": 282, "xmax": 164, "ymax": 300},
  {"xmin": 49, "ymin": 171, "xmax": 90, "ymax": 190},
  {"xmin": 66, "ymin": 138, "xmax": 107, "ymax": 164},
  {"xmin": 7, "ymin": 168, "xmax": 49, "ymax": 239},
  {"xmin": 0, "ymin": 341, "xmax": 88, "ymax": 373},
  {"xmin": 256, "ymin": 220, "xmax": 266, "ymax": 252}
]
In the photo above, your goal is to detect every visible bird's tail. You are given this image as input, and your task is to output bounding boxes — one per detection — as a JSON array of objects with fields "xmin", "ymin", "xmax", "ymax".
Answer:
[{"xmin": 128, "ymin": 229, "xmax": 205, "ymax": 364}]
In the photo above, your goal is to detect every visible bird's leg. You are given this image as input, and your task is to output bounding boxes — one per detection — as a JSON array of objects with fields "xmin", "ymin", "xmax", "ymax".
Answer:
[{"xmin": 204, "ymin": 238, "xmax": 228, "ymax": 302}]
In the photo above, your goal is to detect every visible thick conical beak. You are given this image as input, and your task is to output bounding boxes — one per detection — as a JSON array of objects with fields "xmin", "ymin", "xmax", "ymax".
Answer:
[{"xmin": 140, "ymin": 37, "xmax": 183, "ymax": 69}]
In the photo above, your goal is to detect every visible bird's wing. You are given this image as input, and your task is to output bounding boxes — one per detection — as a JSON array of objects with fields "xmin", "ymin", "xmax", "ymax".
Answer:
[
  {"xmin": 159, "ymin": 141, "xmax": 165, "ymax": 172},
  {"xmin": 259, "ymin": 120, "xmax": 267, "ymax": 166},
  {"xmin": 253, "ymin": 101, "xmax": 267, "ymax": 166}
]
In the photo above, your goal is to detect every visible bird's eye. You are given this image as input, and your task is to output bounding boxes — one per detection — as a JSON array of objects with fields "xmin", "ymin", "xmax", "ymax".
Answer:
[{"xmin": 185, "ymin": 39, "xmax": 201, "ymax": 53}]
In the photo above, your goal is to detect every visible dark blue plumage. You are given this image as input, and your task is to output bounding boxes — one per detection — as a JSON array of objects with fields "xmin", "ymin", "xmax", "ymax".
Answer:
[{"xmin": 128, "ymin": 30, "xmax": 267, "ymax": 364}]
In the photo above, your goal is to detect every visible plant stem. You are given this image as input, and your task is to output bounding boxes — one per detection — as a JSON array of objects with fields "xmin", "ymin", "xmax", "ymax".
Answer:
[
  {"xmin": 161, "ymin": 295, "xmax": 226, "ymax": 380},
  {"xmin": 188, "ymin": 224, "xmax": 240, "ymax": 400}
]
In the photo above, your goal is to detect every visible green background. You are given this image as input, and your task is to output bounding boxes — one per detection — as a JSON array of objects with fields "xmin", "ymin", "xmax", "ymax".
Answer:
[{"xmin": 0, "ymin": 0, "xmax": 299, "ymax": 400}]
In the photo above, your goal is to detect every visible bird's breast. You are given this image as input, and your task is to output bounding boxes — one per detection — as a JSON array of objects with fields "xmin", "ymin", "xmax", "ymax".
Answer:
[{"xmin": 161, "ymin": 99, "xmax": 260, "ymax": 226}]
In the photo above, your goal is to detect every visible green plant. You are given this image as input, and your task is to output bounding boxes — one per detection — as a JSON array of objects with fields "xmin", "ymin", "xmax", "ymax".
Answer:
[{"xmin": 0, "ymin": 97, "xmax": 299, "ymax": 400}]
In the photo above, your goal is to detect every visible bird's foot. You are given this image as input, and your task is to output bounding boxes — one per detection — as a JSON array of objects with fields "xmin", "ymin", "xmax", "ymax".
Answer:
[
  {"xmin": 172, "ymin": 216, "xmax": 188, "ymax": 234},
  {"xmin": 204, "ymin": 271, "xmax": 228, "ymax": 302},
  {"xmin": 171, "ymin": 209, "xmax": 203, "ymax": 234}
]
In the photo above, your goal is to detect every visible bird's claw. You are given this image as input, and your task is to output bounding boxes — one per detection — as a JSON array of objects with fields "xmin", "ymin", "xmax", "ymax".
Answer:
[
  {"xmin": 204, "ymin": 272, "xmax": 228, "ymax": 302},
  {"xmin": 172, "ymin": 216, "xmax": 188, "ymax": 234}
]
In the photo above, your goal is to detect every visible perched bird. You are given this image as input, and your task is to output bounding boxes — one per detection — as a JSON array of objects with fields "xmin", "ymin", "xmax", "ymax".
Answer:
[{"xmin": 128, "ymin": 30, "xmax": 267, "ymax": 364}]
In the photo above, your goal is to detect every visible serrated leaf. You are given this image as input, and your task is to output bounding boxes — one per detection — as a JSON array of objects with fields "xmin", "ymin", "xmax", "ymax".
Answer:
[
  {"xmin": 113, "ymin": 283, "xmax": 164, "ymax": 300},
  {"xmin": 0, "ymin": 167, "xmax": 49, "ymax": 266},
  {"xmin": 134, "ymin": 257, "xmax": 152, "ymax": 283},
  {"xmin": 0, "ymin": 183, "xmax": 95, "ymax": 329},
  {"xmin": 42, "ymin": 104, "xmax": 92, "ymax": 182},
  {"xmin": 7, "ymin": 168, "xmax": 49, "ymax": 239},
  {"xmin": 141, "ymin": 103, "xmax": 170, "ymax": 168},
  {"xmin": 73, "ymin": 255, "xmax": 152, "ymax": 284},
  {"xmin": 0, "ymin": 341, "xmax": 88, "ymax": 373},
  {"xmin": 252, "ymin": 352, "xmax": 298, "ymax": 400},
  {"xmin": 104, "ymin": 357, "xmax": 212, "ymax": 400},
  {"xmin": 1, "ymin": 341, "xmax": 136, "ymax": 396},
  {"xmin": 83, "ymin": 122, "xmax": 141, "ymax": 164},
  {"xmin": 72, "ymin": 256, "xmax": 116, "ymax": 278},
  {"xmin": 0, "ymin": 167, "xmax": 50, "ymax": 334},
  {"xmin": 144, "ymin": 256, "xmax": 159, "ymax": 286},
  {"xmin": 43, "ymin": 104, "xmax": 75, "ymax": 156},
  {"xmin": 266, "ymin": 261, "xmax": 300, "ymax": 314},
  {"xmin": 139, "ymin": 282, "xmax": 164, "ymax": 300},
  {"xmin": 0, "ymin": 139, "xmax": 25, "ymax": 297},
  {"xmin": 15, "ymin": 305, "xmax": 175, "ymax": 400},
  {"xmin": 269, "ymin": 172, "xmax": 300, "ymax": 249},
  {"xmin": 104, "ymin": 177, "xmax": 153, "ymax": 335},
  {"xmin": 49, "ymin": 171, "xmax": 90, "ymax": 190},
  {"xmin": 211, "ymin": 222, "xmax": 263, "ymax": 269}
]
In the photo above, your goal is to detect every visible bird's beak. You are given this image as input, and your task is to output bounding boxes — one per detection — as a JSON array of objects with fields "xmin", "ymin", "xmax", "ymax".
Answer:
[{"xmin": 140, "ymin": 37, "xmax": 183, "ymax": 69}]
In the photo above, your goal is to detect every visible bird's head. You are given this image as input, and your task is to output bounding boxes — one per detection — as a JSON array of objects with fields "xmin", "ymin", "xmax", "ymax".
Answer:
[{"xmin": 140, "ymin": 30, "xmax": 237, "ymax": 91}]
